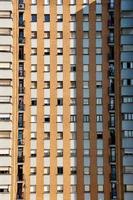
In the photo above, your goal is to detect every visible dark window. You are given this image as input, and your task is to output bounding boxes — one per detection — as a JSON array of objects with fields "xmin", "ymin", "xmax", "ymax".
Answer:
[
  {"xmin": 31, "ymin": 14, "xmax": 37, "ymax": 22},
  {"xmin": 31, "ymin": 99, "xmax": 37, "ymax": 106},
  {"xmin": 44, "ymin": 14, "xmax": 50, "ymax": 22},
  {"xmin": 57, "ymin": 98, "xmax": 63, "ymax": 105},
  {"xmin": 57, "ymin": 167, "xmax": 63, "ymax": 175}
]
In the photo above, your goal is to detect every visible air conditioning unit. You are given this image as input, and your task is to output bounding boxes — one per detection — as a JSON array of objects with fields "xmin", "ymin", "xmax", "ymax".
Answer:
[{"xmin": 19, "ymin": 3, "xmax": 25, "ymax": 10}]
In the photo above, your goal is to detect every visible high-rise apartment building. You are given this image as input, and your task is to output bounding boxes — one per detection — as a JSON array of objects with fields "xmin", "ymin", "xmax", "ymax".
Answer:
[{"xmin": 0, "ymin": 0, "xmax": 133, "ymax": 200}]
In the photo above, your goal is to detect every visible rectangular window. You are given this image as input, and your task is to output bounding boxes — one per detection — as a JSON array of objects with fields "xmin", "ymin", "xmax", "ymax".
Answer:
[
  {"xmin": 83, "ymin": 115, "xmax": 89, "ymax": 122},
  {"xmin": 57, "ymin": 14, "xmax": 63, "ymax": 22},
  {"xmin": 70, "ymin": 115, "xmax": 77, "ymax": 122},
  {"xmin": 31, "ymin": 14, "xmax": 37, "ymax": 22},
  {"xmin": 44, "ymin": 14, "xmax": 50, "ymax": 22}
]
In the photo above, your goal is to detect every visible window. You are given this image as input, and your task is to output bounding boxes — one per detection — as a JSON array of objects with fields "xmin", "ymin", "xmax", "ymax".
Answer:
[
  {"xmin": 0, "ymin": 131, "xmax": 10, "ymax": 138},
  {"xmin": 57, "ymin": 64, "xmax": 63, "ymax": 71},
  {"xmin": 57, "ymin": 185, "xmax": 63, "ymax": 193},
  {"xmin": 30, "ymin": 167, "xmax": 36, "ymax": 175},
  {"xmin": 70, "ymin": 132, "xmax": 76, "ymax": 140},
  {"xmin": 57, "ymin": 31, "xmax": 63, "ymax": 39},
  {"xmin": 96, "ymin": 64, "xmax": 102, "ymax": 71},
  {"xmin": 31, "ymin": 48, "xmax": 37, "ymax": 55},
  {"xmin": 0, "ymin": 11, "xmax": 11, "ymax": 18},
  {"xmin": 96, "ymin": 81, "xmax": 102, "ymax": 88},
  {"xmin": 0, "ymin": 149, "xmax": 10, "ymax": 156},
  {"xmin": 57, "ymin": 167, "xmax": 63, "ymax": 175},
  {"xmin": 44, "ymin": 48, "xmax": 50, "ymax": 55},
  {"xmin": 70, "ymin": 149, "xmax": 76, "ymax": 157},
  {"xmin": 71, "ymin": 185, "xmax": 77, "ymax": 193},
  {"xmin": 97, "ymin": 167, "xmax": 103, "ymax": 174},
  {"xmin": 96, "ymin": 31, "xmax": 102, "ymax": 38},
  {"xmin": 57, "ymin": 115, "xmax": 63, "ymax": 123},
  {"xmin": 44, "ymin": 167, "xmax": 50, "ymax": 175},
  {"xmin": 30, "ymin": 185, "xmax": 36, "ymax": 193},
  {"xmin": 84, "ymin": 185, "xmax": 90, "ymax": 192},
  {"xmin": 0, "ymin": 114, "xmax": 10, "ymax": 121},
  {"xmin": 0, "ymin": 79, "xmax": 11, "ymax": 86},
  {"xmin": 31, "ymin": 81, "xmax": 37, "ymax": 89},
  {"xmin": 96, "ymin": 14, "xmax": 102, "ymax": 22},
  {"xmin": 57, "ymin": 132, "xmax": 63, "ymax": 139},
  {"xmin": 31, "ymin": 115, "xmax": 37, "ymax": 122},
  {"xmin": 44, "ymin": 14, "xmax": 50, "ymax": 22},
  {"xmin": 44, "ymin": 65, "xmax": 50, "ymax": 72},
  {"xmin": 31, "ymin": 132, "xmax": 36, "ymax": 139},
  {"xmin": 98, "ymin": 185, "xmax": 104, "ymax": 192},
  {"xmin": 70, "ymin": 167, "xmax": 77, "ymax": 174},
  {"xmin": 83, "ymin": 65, "xmax": 89, "ymax": 71},
  {"xmin": 97, "ymin": 149, "xmax": 103, "ymax": 156},
  {"xmin": 57, "ymin": 149, "xmax": 63, "ymax": 157},
  {"xmin": 84, "ymin": 149, "xmax": 90, "ymax": 156},
  {"xmin": 0, "ymin": 28, "xmax": 11, "ymax": 35},
  {"xmin": 122, "ymin": 62, "xmax": 133, "ymax": 69},
  {"xmin": 123, "ymin": 130, "xmax": 133, "ymax": 138},
  {"xmin": 124, "ymin": 166, "xmax": 133, "ymax": 174},
  {"xmin": 31, "ymin": 14, "xmax": 37, "ymax": 22},
  {"xmin": 44, "ymin": 115, "xmax": 50, "ymax": 122},
  {"xmin": 0, "ymin": 185, "xmax": 9, "ymax": 193},
  {"xmin": 84, "ymin": 167, "xmax": 90, "ymax": 175},
  {"xmin": 125, "ymin": 185, "xmax": 133, "ymax": 192},
  {"xmin": 83, "ymin": 14, "xmax": 89, "ymax": 22},
  {"xmin": 70, "ymin": 98, "xmax": 76, "ymax": 105},
  {"xmin": 96, "ymin": 48, "xmax": 102, "ymax": 54},
  {"xmin": 70, "ymin": 14, "xmax": 76, "ymax": 21},
  {"xmin": 70, "ymin": 115, "xmax": 77, "ymax": 122},
  {"xmin": 70, "ymin": 81, "xmax": 76, "ymax": 88},
  {"xmin": 57, "ymin": 81, "xmax": 63, "ymax": 88},
  {"xmin": 123, "ymin": 113, "xmax": 133, "ymax": 120},
  {"xmin": 96, "ymin": 115, "xmax": 103, "ymax": 122},
  {"xmin": 122, "ymin": 96, "xmax": 133, "ymax": 103},
  {"xmin": 44, "ymin": 149, "xmax": 50, "ymax": 157},
  {"xmin": 31, "ymin": 149, "xmax": 36, "ymax": 157},
  {"xmin": 83, "ymin": 31, "xmax": 89, "ymax": 38},
  {"xmin": 84, "ymin": 132, "xmax": 89, "ymax": 139},
  {"xmin": 57, "ymin": 48, "xmax": 63, "ymax": 55},
  {"xmin": 44, "ymin": 31, "xmax": 50, "ymax": 39},
  {"xmin": 0, "ymin": 45, "xmax": 11, "ymax": 52},
  {"xmin": 0, "ymin": 167, "xmax": 10, "ymax": 175},
  {"xmin": 83, "ymin": 48, "xmax": 89, "ymax": 55},
  {"xmin": 83, "ymin": 81, "xmax": 89, "ymax": 88},
  {"xmin": 83, "ymin": 115, "xmax": 89, "ymax": 122},
  {"xmin": 44, "ymin": 185, "xmax": 50, "ymax": 193},
  {"xmin": 44, "ymin": 81, "xmax": 50, "ymax": 89},
  {"xmin": 70, "ymin": 48, "xmax": 76, "ymax": 55},
  {"xmin": 31, "ymin": 31, "xmax": 37, "ymax": 38},
  {"xmin": 44, "ymin": 98, "xmax": 50, "ymax": 105},
  {"xmin": 57, "ymin": 98, "xmax": 63, "ymax": 105},
  {"xmin": 122, "ymin": 79, "xmax": 133, "ymax": 86},
  {"xmin": 83, "ymin": 98, "xmax": 89, "ymax": 105},
  {"xmin": 57, "ymin": 14, "xmax": 63, "ymax": 22},
  {"xmin": 70, "ymin": 65, "xmax": 76, "ymax": 72},
  {"xmin": 97, "ymin": 132, "xmax": 103, "ymax": 139},
  {"xmin": 44, "ymin": 132, "xmax": 50, "ymax": 139},
  {"xmin": 70, "ymin": 31, "xmax": 76, "ymax": 38}
]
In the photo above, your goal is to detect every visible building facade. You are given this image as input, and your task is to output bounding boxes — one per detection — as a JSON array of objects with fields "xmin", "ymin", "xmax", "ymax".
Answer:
[{"xmin": 0, "ymin": 0, "xmax": 133, "ymax": 200}]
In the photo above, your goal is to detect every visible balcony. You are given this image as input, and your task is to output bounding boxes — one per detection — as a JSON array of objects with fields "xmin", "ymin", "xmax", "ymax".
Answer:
[
  {"xmin": 108, "ymin": 67, "xmax": 115, "ymax": 77},
  {"xmin": 109, "ymin": 155, "xmax": 116, "ymax": 163},
  {"xmin": 108, "ymin": 53, "xmax": 114, "ymax": 61},
  {"xmin": 110, "ymin": 173, "xmax": 116, "ymax": 181},
  {"xmin": 109, "ymin": 121, "xmax": 115, "ymax": 128},
  {"xmin": 18, "ymin": 87, "xmax": 25, "ymax": 94},
  {"xmin": 108, "ymin": 104, "xmax": 115, "ymax": 111},
  {"xmin": 17, "ymin": 174, "xmax": 24, "ymax": 182},
  {"xmin": 18, "ymin": 3, "xmax": 25, "ymax": 10},
  {"xmin": 19, "ymin": 70, "xmax": 25, "ymax": 77},
  {"xmin": 18, "ymin": 155, "xmax": 24, "ymax": 163},
  {"xmin": 108, "ymin": 87, "xmax": 115, "ymax": 95},
  {"xmin": 108, "ymin": 19, "xmax": 114, "ymax": 28},
  {"xmin": 108, "ymin": 36, "xmax": 114, "ymax": 44},
  {"xmin": 19, "ymin": 20, "xmax": 25, "ymax": 27},
  {"xmin": 19, "ymin": 37, "xmax": 25, "ymax": 44},
  {"xmin": 18, "ymin": 103, "xmax": 25, "ymax": 111},
  {"xmin": 108, "ymin": 2, "xmax": 115, "ymax": 10},
  {"xmin": 18, "ymin": 139, "xmax": 24, "ymax": 145},
  {"xmin": 110, "ymin": 191, "xmax": 117, "ymax": 199}
]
